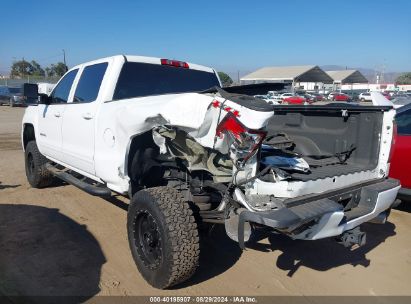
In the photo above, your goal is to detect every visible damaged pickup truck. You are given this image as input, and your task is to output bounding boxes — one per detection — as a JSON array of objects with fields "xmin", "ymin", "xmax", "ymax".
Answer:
[{"xmin": 21, "ymin": 55, "xmax": 400, "ymax": 289}]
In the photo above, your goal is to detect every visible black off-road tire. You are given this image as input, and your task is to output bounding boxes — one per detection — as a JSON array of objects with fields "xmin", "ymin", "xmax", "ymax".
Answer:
[
  {"xmin": 127, "ymin": 186, "xmax": 200, "ymax": 289},
  {"xmin": 25, "ymin": 141, "xmax": 54, "ymax": 188}
]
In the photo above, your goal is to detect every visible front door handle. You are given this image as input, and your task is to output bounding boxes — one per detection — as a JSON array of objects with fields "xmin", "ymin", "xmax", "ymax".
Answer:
[
  {"xmin": 82, "ymin": 112, "xmax": 93, "ymax": 120},
  {"xmin": 54, "ymin": 112, "xmax": 61, "ymax": 118}
]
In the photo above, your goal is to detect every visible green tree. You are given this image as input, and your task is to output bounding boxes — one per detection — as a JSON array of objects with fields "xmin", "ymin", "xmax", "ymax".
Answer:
[
  {"xmin": 10, "ymin": 60, "xmax": 33, "ymax": 78},
  {"xmin": 30, "ymin": 60, "xmax": 45, "ymax": 77},
  {"xmin": 395, "ymin": 72, "xmax": 411, "ymax": 85},
  {"xmin": 47, "ymin": 62, "xmax": 68, "ymax": 77},
  {"xmin": 218, "ymin": 71, "xmax": 233, "ymax": 87}
]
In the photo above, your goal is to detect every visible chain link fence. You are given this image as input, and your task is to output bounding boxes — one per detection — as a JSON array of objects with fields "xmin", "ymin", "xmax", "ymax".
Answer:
[{"xmin": 0, "ymin": 76, "xmax": 59, "ymax": 88}]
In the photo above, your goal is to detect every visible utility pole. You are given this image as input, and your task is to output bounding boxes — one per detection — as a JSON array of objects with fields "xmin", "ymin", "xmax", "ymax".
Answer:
[
  {"xmin": 22, "ymin": 57, "xmax": 25, "ymax": 79},
  {"xmin": 63, "ymin": 49, "xmax": 67, "ymax": 66}
]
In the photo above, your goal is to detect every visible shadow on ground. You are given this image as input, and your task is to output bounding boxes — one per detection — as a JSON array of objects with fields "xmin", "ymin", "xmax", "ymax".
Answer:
[
  {"xmin": 0, "ymin": 204, "xmax": 106, "ymax": 304},
  {"xmin": 0, "ymin": 182, "xmax": 20, "ymax": 190},
  {"xmin": 247, "ymin": 221, "xmax": 396, "ymax": 277},
  {"xmin": 175, "ymin": 224, "xmax": 242, "ymax": 289}
]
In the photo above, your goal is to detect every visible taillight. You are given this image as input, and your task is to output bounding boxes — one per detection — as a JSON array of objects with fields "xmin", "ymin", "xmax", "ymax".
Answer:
[
  {"xmin": 160, "ymin": 59, "xmax": 189, "ymax": 68},
  {"xmin": 216, "ymin": 113, "xmax": 266, "ymax": 163},
  {"xmin": 388, "ymin": 122, "xmax": 397, "ymax": 163}
]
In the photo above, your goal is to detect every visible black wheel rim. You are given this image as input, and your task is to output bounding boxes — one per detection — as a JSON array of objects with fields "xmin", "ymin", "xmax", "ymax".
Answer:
[
  {"xmin": 27, "ymin": 152, "xmax": 35, "ymax": 177},
  {"xmin": 134, "ymin": 210, "xmax": 162, "ymax": 269}
]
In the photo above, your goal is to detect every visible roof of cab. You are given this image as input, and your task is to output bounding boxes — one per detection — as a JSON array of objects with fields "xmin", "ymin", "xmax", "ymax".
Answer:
[{"xmin": 70, "ymin": 55, "xmax": 215, "ymax": 74}]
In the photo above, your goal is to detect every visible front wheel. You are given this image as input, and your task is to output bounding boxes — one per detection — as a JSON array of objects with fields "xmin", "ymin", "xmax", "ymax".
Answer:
[
  {"xmin": 127, "ymin": 187, "xmax": 200, "ymax": 289},
  {"xmin": 25, "ymin": 141, "xmax": 54, "ymax": 188}
]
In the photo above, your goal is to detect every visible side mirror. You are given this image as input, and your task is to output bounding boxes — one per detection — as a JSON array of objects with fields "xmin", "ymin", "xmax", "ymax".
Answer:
[
  {"xmin": 38, "ymin": 93, "xmax": 51, "ymax": 105},
  {"xmin": 23, "ymin": 83, "xmax": 38, "ymax": 100}
]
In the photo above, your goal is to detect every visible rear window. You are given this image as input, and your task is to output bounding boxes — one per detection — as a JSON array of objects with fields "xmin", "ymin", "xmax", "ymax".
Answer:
[{"xmin": 113, "ymin": 62, "xmax": 220, "ymax": 100}]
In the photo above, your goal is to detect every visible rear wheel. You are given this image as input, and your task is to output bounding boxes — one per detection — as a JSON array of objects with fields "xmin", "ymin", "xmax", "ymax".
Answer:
[
  {"xmin": 25, "ymin": 141, "xmax": 54, "ymax": 188},
  {"xmin": 127, "ymin": 186, "xmax": 200, "ymax": 289}
]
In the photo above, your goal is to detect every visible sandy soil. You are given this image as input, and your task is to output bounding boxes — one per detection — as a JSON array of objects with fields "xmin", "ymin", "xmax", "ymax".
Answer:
[{"xmin": 0, "ymin": 106, "xmax": 410, "ymax": 302}]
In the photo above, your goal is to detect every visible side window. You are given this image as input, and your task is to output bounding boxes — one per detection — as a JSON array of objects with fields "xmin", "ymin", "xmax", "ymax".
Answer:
[
  {"xmin": 396, "ymin": 109, "xmax": 411, "ymax": 135},
  {"xmin": 73, "ymin": 63, "xmax": 108, "ymax": 103},
  {"xmin": 50, "ymin": 69, "xmax": 78, "ymax": 104}
]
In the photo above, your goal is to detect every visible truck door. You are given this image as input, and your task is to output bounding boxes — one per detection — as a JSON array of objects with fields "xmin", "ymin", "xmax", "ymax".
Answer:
[
  {"xmin": 61, "ymin": 62, "xmax": 108, "ymax": 175},
  {"xmin": 37, "ymin": 69, "xmax": 78, "ymax": 161}
]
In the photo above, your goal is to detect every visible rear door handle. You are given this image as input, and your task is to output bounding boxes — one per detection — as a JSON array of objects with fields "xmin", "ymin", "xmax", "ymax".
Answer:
[
  {"xmin": 82, "ymin": 112, "xmax": 93, "ymax": 120},
  {"xmin": 54, "ymin": 112, "xmax": 61, "ymax": 118}
]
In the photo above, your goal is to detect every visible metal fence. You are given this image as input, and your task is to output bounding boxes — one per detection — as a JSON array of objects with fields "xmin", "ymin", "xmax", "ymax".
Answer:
[{"xmin": 0, "ymin": 76, "xmax": 59, "ymax": 87}]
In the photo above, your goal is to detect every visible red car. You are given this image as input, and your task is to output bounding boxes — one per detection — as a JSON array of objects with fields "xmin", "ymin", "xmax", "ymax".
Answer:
[
  {"xmin": 382, "ymin": 92, "xmax": 392, "ymax": 100},
  {"xmin": 282, "ymin": 96, "xmax": 307, "ymax": 104},
  {"xmin": 389, "ymin": 103, "xmax": 411, "ymax": 201},
  {"xmin": 309, "ymin": 93, "xmax": 325, "ymax": 102},
  {"xmin": 332, "ymin": 93, "xmax": 351, "ymax": 102}
]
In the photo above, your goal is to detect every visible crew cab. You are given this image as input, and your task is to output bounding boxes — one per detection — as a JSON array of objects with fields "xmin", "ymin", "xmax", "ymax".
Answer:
[{"xmin": 22, "ymin": 55, "xmax": 400, "ymax": 289}]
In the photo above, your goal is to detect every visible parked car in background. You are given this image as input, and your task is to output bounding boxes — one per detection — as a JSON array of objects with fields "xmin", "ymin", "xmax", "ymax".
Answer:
[
  {"xmin": 327, "ymin": 92, "xmax": 339, "ymax": 100},
  {"xmin": 381, "ymin": 92, "xmax": 392, "ymax": 100},
  {"xmin": 253, "ymin": 94, "xmax": 279, "ymax": 105},
  {"xmin": 385, "ymin": 90, "xmax": 397, "ymax": 97},
  {"xmin": 267, "ymin": 91, "xmax": 281, "ymax": 98},
  {"xmin": 0, "ymin": 86, "xmax": 24, "ymax": 106},
  {"xmin": 359, "ymin": 92, "xmax": 372, "ymax": 102},
  {"xmin": 282, "ymin": 95, "xmax": 306, "ymax": 104},
  {"xmin": 343, "ymin": 91, "xmax": 360, "ymax": 101},
  {"xmin": 266, "ymin": 91, "xmax": 283, "ymax": 102},
  {"xmin": 280, "ymin": 92, "xmax": 294, "ymax": 100},
  {"xmin": 332, "ymin": 93, "xmax": 351, "ymax": 102},
  {"xmin": 389, "ymin": 103, "xmax": 411, "ymax": 202},
  {"xmin": 308, "ymin": 92, "xmax": 325, "ymax": 102}
]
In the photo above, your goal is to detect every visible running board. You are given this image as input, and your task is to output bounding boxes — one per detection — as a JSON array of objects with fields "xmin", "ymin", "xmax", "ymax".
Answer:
[{"xmin": 46, "ymin": 164, "xmax": 111, "ymax": 197}]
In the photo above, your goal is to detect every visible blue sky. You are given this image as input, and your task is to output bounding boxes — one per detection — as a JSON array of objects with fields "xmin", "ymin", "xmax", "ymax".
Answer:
[{"xmin": 1, "ymin": 0, "xmax": 410, "ymax": 77}]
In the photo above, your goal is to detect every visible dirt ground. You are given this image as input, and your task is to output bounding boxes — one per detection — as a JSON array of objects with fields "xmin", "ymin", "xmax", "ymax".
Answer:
[{"xmin": 0, "ymin": 107, "xmax": 411, "ymax": 301}]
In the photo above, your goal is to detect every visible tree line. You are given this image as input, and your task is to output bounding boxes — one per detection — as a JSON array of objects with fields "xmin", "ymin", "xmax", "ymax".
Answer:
[
  {"xmin": 10, "ymin": 59, "xmax": 68, "ymax": 78},
  {"xmin": 395, "ymin": 72, "xmax": 411, "ymax": 85}
]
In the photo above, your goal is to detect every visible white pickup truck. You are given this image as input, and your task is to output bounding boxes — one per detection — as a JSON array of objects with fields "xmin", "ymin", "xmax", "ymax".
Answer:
[{"xmin": 22, "ymin": 55, "xmax": 400, "ymax": 289}]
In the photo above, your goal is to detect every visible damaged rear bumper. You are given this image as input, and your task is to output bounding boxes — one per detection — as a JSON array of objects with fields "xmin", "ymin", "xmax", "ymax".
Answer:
[{"xmin": 237, "ymin": 178, "xmax": 400, "ymax": 248}]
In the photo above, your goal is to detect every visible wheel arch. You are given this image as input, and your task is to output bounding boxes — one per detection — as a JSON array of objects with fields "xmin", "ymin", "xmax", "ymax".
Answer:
[{"xmin": 23, "ymin": 123, "xmax": 35, "ymax": 150}]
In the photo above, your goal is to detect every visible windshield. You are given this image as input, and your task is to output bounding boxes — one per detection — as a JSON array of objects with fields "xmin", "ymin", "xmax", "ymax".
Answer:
[{"xmin": 113, "ymin": 62, "xmax": 220, "ymax": 100}]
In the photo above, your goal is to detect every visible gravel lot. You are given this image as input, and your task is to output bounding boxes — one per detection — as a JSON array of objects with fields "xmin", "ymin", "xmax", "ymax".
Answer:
[{"xmin": 0, "ymin": 107, "xmax": 411, "ymax": 301}]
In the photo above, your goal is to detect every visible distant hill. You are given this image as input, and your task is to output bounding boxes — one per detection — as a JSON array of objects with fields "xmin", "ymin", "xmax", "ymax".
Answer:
[{"xmin": 321, "ymin": 65, "xmax": 401, "ymax": 83}]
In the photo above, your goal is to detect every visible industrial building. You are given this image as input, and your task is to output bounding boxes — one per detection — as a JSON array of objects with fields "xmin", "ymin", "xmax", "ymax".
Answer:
[{"xmin": 240, "ymin": 65, "xmax": 369, "ymax": 92}]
